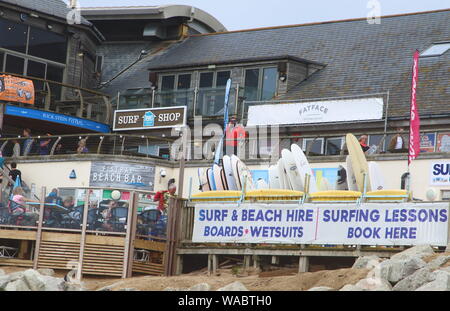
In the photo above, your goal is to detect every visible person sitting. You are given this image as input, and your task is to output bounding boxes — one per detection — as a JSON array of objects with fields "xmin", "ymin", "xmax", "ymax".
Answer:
[
  {"xmin": 358, "ymin": 135, "xmax": 370, "ymax": 153},
  {"xmin": 101, "ymin": 200, "xmax": 118, "ymax": 232},
  {"xmin": 44, "ymin": 189, "xmax": 63, "ymax": 225},
  {"xmin": 388, "ymin": 128, "xmax": 408, "ymax": 153},
  {"xmin": 10, "ymin": 186, "xmax": 39, "ymax": 225}
]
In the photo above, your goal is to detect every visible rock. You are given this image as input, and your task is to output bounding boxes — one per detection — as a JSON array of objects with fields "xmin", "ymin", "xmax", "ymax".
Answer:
[
  {"xmin": 8, "ymin": 271, "xmax": 24, "ymax": 282},
  {"xmin": 63, "ymin": 282, "xmax": 86, "ymax": 291},
  {"xmin": 37, "ymin": 268, "xmax": 55, "ymax": 277},
  {"xmin": 41, "ymin": 276, "xmax": 64, "ymax": 291},
  {"xmin": 390, "ymin": 245, "xmax": 434, "ymax": 261},
  {"xmin": 416, "ymin": 270, "xmax": 450, "ymax": 291},
  {"xmin": 307, "ymin": 286, "xmax": 335, "ymax": 291},
  {"xmin": 374, "ymin": 256, "xmax": 426, "ymax": 283},
  {"xmin": 0, "ymin": 269, "xmax": 5, "ymax": 276},
  {"xmin": 97, "ymin": 285, "xmax": 113, "ymax": 291},
  {"xmin": 119, "ymin": 288, "xmax": 139, "ymax": 291},
  {"xmin": 5, "ymin": 279, "xmax": 31, "ymax": 291},
  {"xmin": 352, "ymin": 256, "xmax": 381, "ymax": 269},
  {"xmin": 393, "ymin": 267, "xmax": 434, "ymax": 291},
  {"xmin": 22, "ymin": 269, "xmax": 46, "ymax": 291},
  {"xmin": 163, "ymin": 287, "xmax": 185, "ymax": 291},
  {"xmin": 188, "ymin": 283, "xmax": 211, "ymax": 291},
  {"xmin": 0, "ymin": 275, "xmax": 12, "ymax": 290},
  {"xmin": 427, "ymin": 255, "xmax": 450, "ymax": 270},
  {"xmin": 217, "ymin": 281, "xmax": 249, "ymax": 291},
  {"xmin": 355, "ymin": 277, "xmax": 392, "ymax": 291},
  {"xmin": 339, "ymin": 284, "xmax": 363, "ymax": 291}
]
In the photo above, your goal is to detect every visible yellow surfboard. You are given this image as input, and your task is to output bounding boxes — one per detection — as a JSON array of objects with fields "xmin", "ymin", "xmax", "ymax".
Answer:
[
  {"xmin": 191, "ymin": 191, "xmax": 242, "ymax": 202},
  {"xmin": 346, "ymin": 133, "xmax": 371, "ymax": 192},
  {"xmin": 245, "ymin": 189, "xmax": 304, "ymax": 201},
  {"xmin": 309, "ymin": 190, "xmax": 362, "ymax": 202},
  {"xmin": 365, "ymin": 189, "xmax": 409, "ymax": 202}
]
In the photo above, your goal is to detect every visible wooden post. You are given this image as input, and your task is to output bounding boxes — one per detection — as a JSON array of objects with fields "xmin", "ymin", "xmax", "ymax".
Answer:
[
  {"xmin": 76, "ymin": 190, "xmax": 90, "ymax": 281},
  {"xmin": 244, "ymin": 255, "xmax": 251, "ymax": 271},
  {"xmin": 207, "ymin": 254, "xmax": 212, "ymax": 276},
  {"xmin": 122, "ymin": 191, "xmax": 135, "ymax": 278},
  {"xmin": 212, "ymin": 254, "xmax": 218, "ymax": 275},
  {"xmin": 33, "ymin": 187, "xmax": 46, "ymax": 269},
  {"xmin": 271, "ymin": 256, "xmax": 279, "ymax": 265},
  {"xmin": 253, "ymin": 255, "xmax": 260, "ymax": 270},
  {"xmin": 126, "ymin": 192, "xmax": 139, "ymax": 278},
  {"xmin": 175, "ymin": 255, "xmax": 183, "ymax": 275},
  {"xmin": 298, "ymin": 256, "xmax": 309, "ymax": 273}
]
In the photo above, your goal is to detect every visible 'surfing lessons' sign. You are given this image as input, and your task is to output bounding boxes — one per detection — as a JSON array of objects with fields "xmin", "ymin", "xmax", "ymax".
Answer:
[
  {"xmin": 113, "ymin": 106, "xmax": 186, "ymax": 131},
  {"xmin": 246, "ymin": 97, "xmax": 384, "ymax": 126},
  {"xmin": 89, "ymin": 162, "xmax": 155, "ymax": 190},
  {"xmin": 430, "ymin": 161, "xmax": 450, "ymax": 186},
  {"xmin": 192, "ymin": 203, "xmax": 449, "ymax": 246}
]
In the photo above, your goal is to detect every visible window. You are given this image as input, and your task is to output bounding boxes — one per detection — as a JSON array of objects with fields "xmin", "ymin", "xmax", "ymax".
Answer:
[
  {"xmin": 177, "ymin": 74, "xmax": 191, "ymax": 89},
  {"xmin": 26, "ymin": 60, "xmax": 46, "ymax": 91},
  {"xmin": 161, "ymin": 75, "xmax": 175, "ymax": 90},
  {"xmin": 46, "ymin": 64, "xmax": 64, "ymax": 99},
  {"xmin": 0, "ymin": 51, "xmax": 4, "ymax": 70},
  {"xmin": 157, "ymin": 73, "xmax": 193, "ymax": 110},
  {"xmin": 28, "ymin": 26, "xmax": 67, "ymax": 64},
  {"xmin": 325, "ymin": 137, "xmax": 343, "ymax": 155},
  {"xmin": 216, "ymin": 71, "xmax": 230, "ymax": 86},
  {"xmin": 244, "ymin": 67, "xmax": 277, "ymax": 102},
  {"xmin": 95, "ymin": 55, "xmax": 103, "ymax": 73},
  {"xmin": 0, "ymin": 19, "xmax": 28, "ymax": 53},
  {"xmin": 420, "ymin": 43, "xmax": 450, "ymax": 57},
  {"xmin": 199, "ymin": 72, "xmax": 213, "ymax": 88},
  {"xmin": 5, "ymin": 54, "xmax": 24, "ymax": 75},
  {"xmin": 302, "ymin": 138, "xmax": 324, "ymax": 156},
  {"xmin": 196, "ymin": 70, "xmax": 231, "ymax": 117}
]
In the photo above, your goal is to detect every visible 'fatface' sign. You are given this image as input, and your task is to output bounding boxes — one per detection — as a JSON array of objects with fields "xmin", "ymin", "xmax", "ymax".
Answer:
[
  {"xmin": 113, "ymin": 106, "xmax": 186, "ymax": 131},
  {"xmin": 89, "ymin": 161, "xmax": 155, "ymax": 190}
]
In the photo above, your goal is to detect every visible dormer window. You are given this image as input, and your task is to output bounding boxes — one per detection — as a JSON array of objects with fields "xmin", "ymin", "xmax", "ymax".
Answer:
[{"xmin": 420, "ymin": 42, "xmax": 450, "ymax": 57}]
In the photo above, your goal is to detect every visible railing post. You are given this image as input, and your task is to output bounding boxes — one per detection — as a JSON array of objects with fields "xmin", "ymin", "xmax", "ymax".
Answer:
[
  {"xmin": 123, "ymin": 191, "xmax": 137, "ymax": 278},
  {"xmin": 50, "ymin": 137, "xmax": 62, "ymax": 156},
  {"xmin": 76, "ymin": 190, "xmax": 90, "ymax": 281},
  {"xmin": 33, "ymin": 186, "xmax": 46, "ymax": 270},
  {"xmin": 97, "ymin": 136, "xmax": 104, "ymax": 154}
]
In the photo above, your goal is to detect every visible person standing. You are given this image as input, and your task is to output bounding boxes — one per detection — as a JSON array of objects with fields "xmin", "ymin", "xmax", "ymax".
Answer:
[
  {"xmin": 8, "ymin": 162, "xmax": 21, "ymax": 185},
  {"xmin": 12, "ymin": 140, "xmax": 20, "ymax": 158},
  {"xmin": 22, "ymin": 128, "xmax": 34, "ymax": 156},
  {"xmin": 39, "ymin": 133, "xmax": 52, "ymax": 155},
  {"xmin": 388, "ymin": 128, "xmax": 407, "ymax": 153}
]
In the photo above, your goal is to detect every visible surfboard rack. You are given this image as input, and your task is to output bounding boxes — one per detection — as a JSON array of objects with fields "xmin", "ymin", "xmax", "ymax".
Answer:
[{"xmin": 360, "ymin": 173, "xmax": 410, "ymax": 203}]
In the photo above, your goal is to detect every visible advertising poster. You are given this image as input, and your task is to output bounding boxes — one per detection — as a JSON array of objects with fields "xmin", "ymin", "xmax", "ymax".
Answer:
[
  {"xmin": 0, "ymin": 75, "xmax": 35, "ymax": 105},
  {"xmin": 420, "ymin": 133, "xmax": 435, "ymax": 153},
  {"xmin": 437, "ymin": 133, "xmax": 450, "ymax": 153}
]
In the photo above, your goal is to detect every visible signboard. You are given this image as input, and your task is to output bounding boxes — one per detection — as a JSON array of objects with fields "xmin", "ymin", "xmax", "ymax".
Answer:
[
  {"xmin": 420, "ymin": 133, "xmax": 436, "ymax": 153},
  {"xmin": 5, "ymin": 105, "xmax": 110, "ymax": 133},
  {"xmin": 192, "ymin": 203, "xmax": 449, "ymax": 246},
  {"xmin": 0, "ymin": 75, "xmax": 34, "ymax": 105},
  {"xmin": 89, "ymin": 161, "xmax": 155, "ymax": 191},
  {"xmin": 247, "ymin": 97, "xmax": 384, "ymax": 126},
  {"xmin": 113, "ymin": 106, "xmax": 186, "ymax": 131},
  {"xmin": 437, "ymin": 133, "xmax": 450, "ymax": 153},
  {"xmin": 430, "ymin": 161, "xmax": 450, "ymax": 186}
]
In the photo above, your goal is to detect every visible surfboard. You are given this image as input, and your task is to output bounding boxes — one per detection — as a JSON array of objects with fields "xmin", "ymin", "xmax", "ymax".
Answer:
[
  {"xmin": 206, "ymin": 168, "xmax": 216, "ymax": 191},
  {"xmin": 291, "ymin": 144, "xmax": 317, "ymax": 193},
  {"xmin": 256, "ymin": 178, "xmax": 269, "ymax": 190},
  {"xmin": 268, "ymin": 165, "xmax": 281, "ymax": 189},
  {"xmin": 345, "ymin": 155, "xmax": 358, "ymax": 191},
  {"xmin": 368, "ymin": 162, "xmax": 386, "ymax": 191},
  {"xmin": 277, "ymin": 159, "xmax": 287, "ymax": 189},
  {"xmin": 223, "ymin": 155, "xmax": 238, "ymax": 191},
  {"xmin": 278, "ymin": 157, "xmax": 292, "ymax": 190},
  {"xmin": 231, "ymin": 154, "xmax": 253, "ymax": 191},
  {"xmin": 346, "ymin": 133, "xmax": 371, "ymax": 192},
  {"xmin": 198, "ymin": 168, "xmax": 210, "ymax": 192},
  {"xmin": 213, "ymin": 164, "xmax": 225, "ymax": 191},
  {"xmin": 281, "ymin": 149, "xmax": 303, "ymax": 191}
]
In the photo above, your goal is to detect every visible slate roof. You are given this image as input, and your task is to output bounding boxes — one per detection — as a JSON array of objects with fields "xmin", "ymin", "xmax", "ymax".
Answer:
[
  {"xmin": 147, "ymin": 9, "xmax": 450, "ymax": 118},
  {"xmin": 0, "ymin": 0, "xmax": 91, "ymax": 26}
]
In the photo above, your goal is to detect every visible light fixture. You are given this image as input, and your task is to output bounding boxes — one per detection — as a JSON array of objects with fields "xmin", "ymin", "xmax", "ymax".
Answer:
[
  {"xmin": 208, "ymin": 64, "xmax": 216, "ymax": 69},
  {"xmin": 111, "ymin": 190, "xmax": 121, "ymax": 200},
  {"xmin": 30, "ymin": 13, "xmax": 39, "ymax": 18},
  {"xmin": 160, "ymin": 169, "xmax": 167, "ymax": 178},
  {"xmin": 46, "ymin": 23, "xmax": 53, "ymax": 30},
  {"xmin": 279, "ymin": 73, "xmax": 287, "ymax": 82}
]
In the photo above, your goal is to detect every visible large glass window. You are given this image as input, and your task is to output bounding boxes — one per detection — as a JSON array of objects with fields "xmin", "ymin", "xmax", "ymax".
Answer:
[
  {"xmin": 0, "ymin": 19, "xmax": 28, "ymax": 53},
  {"xmin": 196, "ymin": 70, "xmax": 231, "ymax": 117},
  {"xmin": 46, "ymin": 64, "xmax": 64, "ymax": 100},
  {"xmin": 216, "ymin": 71, "xmax": 230, "ymax": 86},
  {"xmin": 261, "ymin": 67, "xmax": 277, "ymax": 100},
  {"xmin": 199, "ymin": 72, "xmax": 213, "ymax": 88},
  {"xmin": 27, "ymin": 60, "xmax": 46, "ymax": 90},
  {"xmin": 177, "ymin": 74, "xmax": 191, "ymax": 89},
  {"xmin": 0, "ymin": 51, "xmax": 4, "ymax": 70},
  {"xmin": 161, "ymin": 75, "xmax": 175, "ymax": 90},
  {"xmin": 28, "ymin": 27, "xmax": 67, "ymax": 64},
  {"xmin": 244, "ymin": 69, "xmax": 259, "ymax": 101},
  {"xmin": 303, "ymin": 138, "xmax": 324, "ymax": 156},
  {"xmin": 5, "ymin": 54, "xmax": 24, "ymax": 75}
]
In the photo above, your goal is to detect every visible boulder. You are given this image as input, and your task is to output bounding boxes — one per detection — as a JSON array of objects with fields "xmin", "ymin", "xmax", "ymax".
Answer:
[
  {"xmin": 163, "ymin": 287, "xmax": 185, "ymax": 291},
  {"xmin": 393, "ymin": 267, "xmax": 434, "ymax": 291},
  {"xmin": 374, "ymin": 256, "xmax": 426, "ymax": 283},
  {"xmin": 427, "ymin": 255, "xmax": 450, "ymax": 270},
  {"xmin": 188, "ymin": 283, "xmax": 211, "ymax": 291},
  {"xmin": 0, "ymin": 275, "xmax": 12, "ymax": 290},
  {"xmin": 63, "ymin": 282, "xmax": 86, "ymax": 291},
  {"xmin": 22, "ymin": 269, "xmax": 46, "ymax": 291},
  {"xmin": 8, "ymin": 271, "xmax": 24, "ymax": 282},
  {"xmin": 0, "ymin": 269, "xmax": 5, "ymax": 276},
  {"xmin": 307, "ymin": 286, "xmax": 335, "ymax": 291},
  {"xmin": 119, "ymin": 288, "xmax": 139, "ymax": 291},
  {"xmin": 355, "ymin": 277, "xmax": 392, "ymax": 291},
  {"xmin": 41, "ymin": 276, "xmax": 64, "ymax": 291},
  {"xmin": 352, "ymin": 256, "xmax": 381, "ymax": 270},
  {"xmin": 416, "ymin": 270, "xmax": 450, "ymax": 291},
  {"xmin": 5, "ymin": 279, "xmax": 31, "ymax": 291},
  {"xmin": 390, "ymin": 245, "xmax": 434, "ymax": 261},
  {"xmin": 339, "ymin": 284, "xmax": 363, "ymax": 291},
  {"xmin": 37, "ymin": 268, "xmax": 55, "ymax": 277},
  {"xmin": 217, "ymin": 281, "xmax": 249, "ymax": 291}
]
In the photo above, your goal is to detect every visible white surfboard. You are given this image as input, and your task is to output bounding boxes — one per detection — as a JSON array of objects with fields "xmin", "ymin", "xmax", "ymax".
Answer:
[
  {"xmin": 206, "ymin": 168, "xmax": 216, "ymax": 190},
  {"xmin": 198, "ymin": 168, "xmax": 210, "ymax": 192},
  {"xmin": 281, "ymin": 149, "xmax": 303, "ymax": 191},
  {"xmin": 231, "ymin": 155, "xmax": 253, "ymax": 191},
  {"xmin": 346, "ymin": 155, "xmax": 358, "ymax": 191},
  {"xmin": 268, "ymin": 165, "xmax": 281, "ymax": 189},
  {"xmin": 213, "ymin": 164, "xmax": 225, "ymax": 191},
  {"xmin": 290, "ymin": 144, "xmax": 317, "ymax": 193},
  {"xmin": 277, "ymin": 159, "xmax": 286, "ymax": 189},
  {"xmin": 369, "ymin": 162, "xmax": 386, "ymax": 191},
  {"xmin": 223, "ymin": 155, "xmax": 238, "ymax": 190},
  {"xmin": 256, "ymin": 178, "xmax": 269, "ymax": 190},
  {"xmin": 278, "ymin": 157, "xmax": 292, "ymax": 190}
]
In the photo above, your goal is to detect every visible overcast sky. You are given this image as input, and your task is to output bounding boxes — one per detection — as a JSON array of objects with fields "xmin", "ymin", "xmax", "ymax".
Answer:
[{"xmin": 74, "ymin": 0, "xmax": 449, "ymax": 31}]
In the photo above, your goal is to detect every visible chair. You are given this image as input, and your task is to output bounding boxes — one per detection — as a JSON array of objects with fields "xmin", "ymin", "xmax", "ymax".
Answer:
[
  {"xmin": 137, "ymin": 209, "xmax": 161, "ymax": 236},
  {"xmin": 109, "ymin": 207, "xmax": 128, "ymax": 232}
]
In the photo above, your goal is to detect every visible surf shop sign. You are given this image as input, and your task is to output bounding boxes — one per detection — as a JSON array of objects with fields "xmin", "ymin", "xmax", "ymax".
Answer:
[
  {"xmin": 247, "ymin": 97, "xmax": 384, "ymax": 126},
  {"xmin": 89, "ymin": 161, "xmax": 155, "ymax": 190},
  {"xmin": 192, "ymin": 203, "xmax": 449, "ymax": 246},
  {"xmin": 430, "ymin": 161, "xmax": 450, "ymax": 186},
  {"xmin": 113, "ymin": 106, "xmax": 186, "ymax": 131}
]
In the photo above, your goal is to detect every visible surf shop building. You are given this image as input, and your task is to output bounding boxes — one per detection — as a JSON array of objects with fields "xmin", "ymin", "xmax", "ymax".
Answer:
[{"xmin": 139, "ymin": 9, "xmax": 450, "ymax": 202}]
